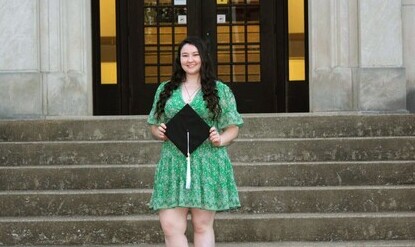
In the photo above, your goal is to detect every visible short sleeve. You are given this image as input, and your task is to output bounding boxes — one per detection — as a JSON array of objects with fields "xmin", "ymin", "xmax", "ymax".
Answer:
[
  {"xmin": 147, "ymin": 82, "xmax": 167, "ymax": 125},
  {"xmin": 216, "ymin": 81, "xmax": 244, "ymax": 130}
]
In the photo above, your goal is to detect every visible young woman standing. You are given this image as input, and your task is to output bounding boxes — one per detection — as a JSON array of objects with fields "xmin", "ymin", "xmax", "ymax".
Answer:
[{"xmin": 147, "ymin": 36, "xmax": 243, "ymax": 247}]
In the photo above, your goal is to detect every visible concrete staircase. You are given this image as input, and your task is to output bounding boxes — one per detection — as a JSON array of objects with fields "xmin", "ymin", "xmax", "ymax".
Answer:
[{"xmin": 0, "ymin": 113, "xmax": 414, "ymax": 246}]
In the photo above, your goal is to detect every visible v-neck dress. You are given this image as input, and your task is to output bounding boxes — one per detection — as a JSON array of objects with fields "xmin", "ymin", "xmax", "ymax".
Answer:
[{"xmin": 147, "ymin": 81, "xmax": 243, "ymax": 211}]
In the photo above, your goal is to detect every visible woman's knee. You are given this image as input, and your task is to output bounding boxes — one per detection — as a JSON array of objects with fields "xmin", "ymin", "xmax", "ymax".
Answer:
[
  {"xmin": 191, "ymin": 209, "xmax": 215, "ymax": 233},
  {"xmin": 159, "ymin": 208, "xmax": 188, "ymax": 236}
]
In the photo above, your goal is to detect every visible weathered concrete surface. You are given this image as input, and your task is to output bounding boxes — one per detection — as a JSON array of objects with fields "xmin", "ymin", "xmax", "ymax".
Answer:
[
  {"xmin": 0, "ymin": 186, "xmax": 413, "ymax": 217},
  {"xmin": 0, "ymin": 213, "xmax": 414, "ymax": 245},
  {"xmin": 1, "ymin": 114, "xmax": 415, "ymax": 142},
  {"xmin": 2, "ymin": 137, "xmax": 415, "ymax": 166},
  {"xmin": 0, "ymin": 114, "xmax": 414, "ymax": 246},
  {"xmin": 1, "ymin": 161, "xmax": 414, "ymax": 191}
]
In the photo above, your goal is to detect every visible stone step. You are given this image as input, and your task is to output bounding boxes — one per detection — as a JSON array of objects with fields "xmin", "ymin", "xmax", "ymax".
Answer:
[
  {"xmin": 1, "ymin": 161, "xmax": 414, "ymax": 190},
  {"xmin": 1, "ymin": 137, "xmax": 415, "ymax": 166},
  {"xmin": 214, "ymin": 242, "xmax": 415, "ymax": 247},
  {"xmin": 1, "ymin": 114, "xmax": 414, "ymax": 142},
  {"xmin": 5, "ymin": 241, "xmax": 413, "ymax": 247},
  {"xmin": 1, "ymin": 115, "xmax": 414, "ymax": 246},
  {"xmin": 0, "ymin": 186, "xmax": 414, "ymax": 217},
  {"xmin": 3, "ymin": 241, "xmax": 412, "ymax": 247},
  {"xmin": 2, "ymin": 241, "xmax": 415, "ymax": 247},
  {"xmin": 0, "ymin": 213, "xmax": 414, "ymax": 245}
]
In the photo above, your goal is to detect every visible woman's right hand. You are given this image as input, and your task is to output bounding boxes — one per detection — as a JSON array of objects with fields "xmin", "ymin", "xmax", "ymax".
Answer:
[{"xmin": 151, "ymin": 123, "xmax": 168, "ymax": 141}]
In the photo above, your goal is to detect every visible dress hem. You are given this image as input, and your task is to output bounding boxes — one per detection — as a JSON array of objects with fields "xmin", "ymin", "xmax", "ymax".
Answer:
[{"xmin": 150, "ymin": 204, "xmax": 241, "ymax": 212}]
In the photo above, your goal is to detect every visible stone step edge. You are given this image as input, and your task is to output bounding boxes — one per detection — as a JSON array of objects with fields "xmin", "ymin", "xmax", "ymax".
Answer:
[
  {"xmin": 1, "ymin": 212, "xmax": 414, "ymax": 222},
  {"xmin": 213, "ymin": 241, "xmax": 415, "ymax": 247},
  {"xmin": 2, "ymin": 136, "xmax": 415, "ymax": 144},
  {"xmin": 1, "ymin": 185, "xmax": 415, "ymax": 195},
  {"xmin": 1, "ymin": 240, "xmax": 415, "ymax": 247},
  {"xmin": 1, "ymin": 160, "xmax": 414, "ymax": 169}
]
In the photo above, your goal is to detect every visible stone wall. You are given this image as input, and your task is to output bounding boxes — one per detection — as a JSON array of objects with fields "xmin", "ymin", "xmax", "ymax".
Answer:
[
  {"xmin": 403, "ymin": 0, "xmax": 415, "ymax": 112},
  {"xmin": 0, "ymin": 0, "xmax": 92, "ymax": 119},
  {"xmin": 309, "ymin": 0, "xmax": 408, "ymax": 113},
  {"xmin": 0, "ymin": 0, "xmax": 413, "ymax": 118}
]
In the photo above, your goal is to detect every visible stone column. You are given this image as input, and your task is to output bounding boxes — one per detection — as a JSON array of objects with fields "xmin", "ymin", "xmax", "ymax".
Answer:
[
  {"xmin": 309, "ymin": 0, "xmax": 407, "ymax": 112},
  {"xmin": 403, "ymin": 0, "xmax": 415, "ymax": 113},
  {"xmin": 0, "ymin": 0, "xmax": 42, "ymax": 118},
  {"xmin": 309, "ymin": 0, "xmax": 358, "ymax": 112},
  {"xmin": 357, "ymin": 0, "xmax": 406, "ymax": 112},
  {"xmin": 0, "ymin": 0, "xmax": 92, "ymax": 119}
]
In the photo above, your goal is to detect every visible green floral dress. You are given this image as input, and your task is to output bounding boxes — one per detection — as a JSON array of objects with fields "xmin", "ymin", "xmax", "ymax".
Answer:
[{"xmin": 147, "ymin": 81, "xmax": 243, "ymax": 211}]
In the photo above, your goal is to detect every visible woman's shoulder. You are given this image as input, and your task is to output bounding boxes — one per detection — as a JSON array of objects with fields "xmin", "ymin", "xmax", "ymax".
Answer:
[
  {"xmin": 155, "ymin": 80, "xmax": 170, "ymax": 92},
  {"xmin": 215, "ymin": 80, "xmax": 230, "ymax": 90},
  {"xmin": 215, "ymin": 80, "xmax": 234, "ymax": 94},
  {"xmin": 159, "ymin": 80, "xmax": 170, "ymax": 88}
]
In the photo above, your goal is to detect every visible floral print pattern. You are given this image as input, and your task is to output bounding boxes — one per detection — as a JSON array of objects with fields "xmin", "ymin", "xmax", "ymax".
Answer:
[{"xmin": 147, "ymin": 81, "xmax": 243, "ymax": 211}]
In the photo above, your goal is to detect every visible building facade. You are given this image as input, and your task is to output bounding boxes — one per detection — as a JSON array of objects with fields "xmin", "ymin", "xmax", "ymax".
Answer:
[{"xmin": 0, "ymin": 0, "xmax": 414, "ymax": 119}]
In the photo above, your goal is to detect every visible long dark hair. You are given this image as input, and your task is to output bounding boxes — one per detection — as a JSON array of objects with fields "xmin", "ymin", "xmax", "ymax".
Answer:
[{"xmin": 155, "ymin": 36, "xmax": 221, "ymax": 121}]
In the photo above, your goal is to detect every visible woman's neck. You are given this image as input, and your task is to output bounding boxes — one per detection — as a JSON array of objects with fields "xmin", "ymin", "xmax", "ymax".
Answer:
[{"xmin": 183, "ymin": 75, "xmax": 201, "ymax": 87}]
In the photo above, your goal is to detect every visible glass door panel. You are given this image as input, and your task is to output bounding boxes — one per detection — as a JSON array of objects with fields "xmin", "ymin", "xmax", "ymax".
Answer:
[
  {"xmin": 144, "ymin": 0, "xmax": 187, "ymax": 84},
  {"xmin": 216, "ymin": 0, "xmax": 261, "ymax": 84},
  {"xmin": 99, "ymin": 0, "xmax": 117, "ymax": 85},
  {"xmin": 288, "ymin": 0, "xmax": 305, "ymax": 81}
]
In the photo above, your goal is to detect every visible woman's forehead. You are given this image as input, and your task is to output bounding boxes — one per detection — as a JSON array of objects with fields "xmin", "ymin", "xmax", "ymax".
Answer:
[{"xmin": 181, "ymin": 43, "xmax": 198, "ymax": 53}]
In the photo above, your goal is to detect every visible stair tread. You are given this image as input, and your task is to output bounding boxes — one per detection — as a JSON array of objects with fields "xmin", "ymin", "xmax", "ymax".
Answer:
[
  {"xmin": 1, "ymin": 212, "xmax": 415, "ymax": 222},
  {"xmin": 3, "ymin": 241, "xmax": 414, "ymax": 247},
  {"xmin": 1, "ymin": 159, "xmax": 414, "ymax": 168},
  {"xmin": 1, "ymin": 184, "xmax": 415, "ymax": 195},
  {"xmin": 2, "ymin": 136, "xmax": 415, "ymax": 144},
  {"xmin": 216, "ymin": 241, "xmax": 415, "ymax": 247}
]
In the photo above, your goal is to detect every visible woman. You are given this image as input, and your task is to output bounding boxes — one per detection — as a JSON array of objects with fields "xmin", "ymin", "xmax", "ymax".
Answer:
[{"xmin": 147, "ymin": 36, "xmax": 243, "ymax": 247}]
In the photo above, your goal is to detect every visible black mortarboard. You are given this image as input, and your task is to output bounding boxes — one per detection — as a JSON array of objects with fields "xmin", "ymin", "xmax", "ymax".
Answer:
[{"xmin": 165, "ymin": 104, "xmax": 210, "ymax": 157}]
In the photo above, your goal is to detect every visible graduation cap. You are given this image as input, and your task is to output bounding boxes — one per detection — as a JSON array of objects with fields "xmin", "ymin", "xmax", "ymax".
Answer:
[
  {"xmin": 165, "ymin": 104, "xmax": 211, "ymax": 189},
  {"xmin": 165, "ymin": 104, "xmax": 210, "ymax": 156}
]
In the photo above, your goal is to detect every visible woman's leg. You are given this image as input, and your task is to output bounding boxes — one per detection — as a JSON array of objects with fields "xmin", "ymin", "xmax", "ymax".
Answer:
[
  {"xmin": 159, "ymin": 208, "xmax": 189, "ymax": 247},
  {"xmin": 190, "ymin": 208, "xmax": 216, "ymax": 247}
]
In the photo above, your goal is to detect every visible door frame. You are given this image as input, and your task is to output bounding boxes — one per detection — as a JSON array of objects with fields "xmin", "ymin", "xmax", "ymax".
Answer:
[
  {"xmin": 275, "ymin": 0, "xmax": 310, "ymax": 112},
  {"xmin": 92, "ymin": 0, "xmax": 309, "ymax": 115},
  {"xmin": 92, "ymin": 0, "xmax": 130, "ymax": 115}
]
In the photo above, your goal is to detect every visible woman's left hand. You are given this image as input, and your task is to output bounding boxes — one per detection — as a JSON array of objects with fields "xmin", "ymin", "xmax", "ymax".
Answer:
[
  {"xmin": 209, "ymin": 125, "xmax": 239, "ymax": 147},
  {"xmin": 209, "ymin": 127, "xmax": 222, "ymax": 147}
]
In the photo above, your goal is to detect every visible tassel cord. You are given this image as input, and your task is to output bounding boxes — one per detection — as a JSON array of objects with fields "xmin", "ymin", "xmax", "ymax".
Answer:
[{"xmin": 185, "ymin": 131, "xmax": 191, "ymax": 189}]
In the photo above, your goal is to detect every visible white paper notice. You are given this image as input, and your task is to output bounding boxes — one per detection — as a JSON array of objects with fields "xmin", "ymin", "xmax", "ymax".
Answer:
[
  {"xmin": 174, "ymin": 0, "xmax": 186, "ymax": 5},
  {"xmin": 217, "ymin": 14, "xmax": 226, "ymax": 24},
  {"xmin": 178, "ymin": 15, "xmax": 187, "ymax": 24}
]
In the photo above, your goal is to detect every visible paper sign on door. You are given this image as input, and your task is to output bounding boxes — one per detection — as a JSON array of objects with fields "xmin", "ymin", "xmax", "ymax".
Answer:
[
  {"xmin": 178, "ymin": 15, "xmax": 187, "ymax": 24},
  {"xmin": 174, "ymin": 0, "xmax": 186, "ymax": 5},
  {"xmin": 217, "ymin": 14, "xmax": 226, "ymax": 24}
]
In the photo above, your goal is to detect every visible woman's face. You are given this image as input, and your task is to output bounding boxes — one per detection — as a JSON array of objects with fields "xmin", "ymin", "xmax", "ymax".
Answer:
[{"xmin": 180, "ymin": 44, "xmax": 202, "ymax": 77}]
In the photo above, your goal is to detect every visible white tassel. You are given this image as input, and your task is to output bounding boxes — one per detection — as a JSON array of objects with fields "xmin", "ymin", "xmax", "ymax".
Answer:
[
  {"xmin": 185, "ymin": 131, "xmax": 191, "ymax": 189},
  {"xmin": 186, "ymin": 154, "xmax": 191, "ymax": 189}
]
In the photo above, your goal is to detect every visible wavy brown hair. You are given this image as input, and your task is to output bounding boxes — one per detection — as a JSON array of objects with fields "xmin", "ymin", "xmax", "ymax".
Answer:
[{"xmin": 155, "ymin": 36, "xmax": 221, "ymax": 121}]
